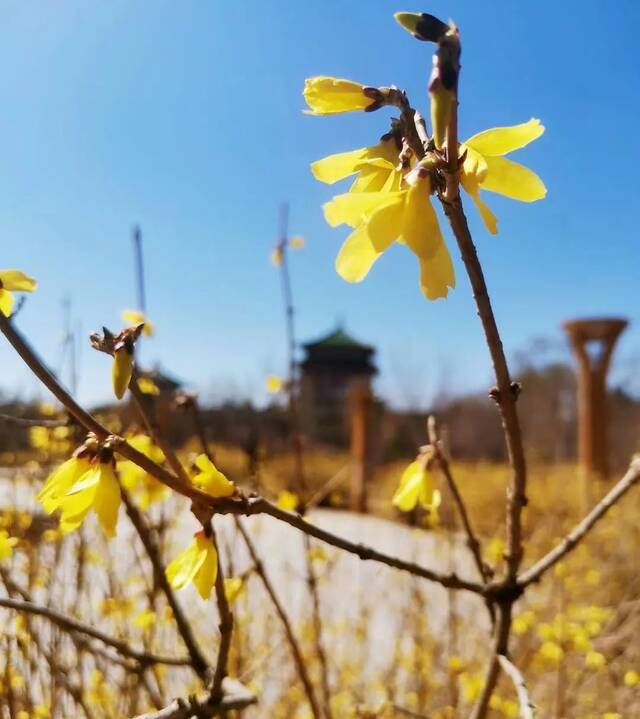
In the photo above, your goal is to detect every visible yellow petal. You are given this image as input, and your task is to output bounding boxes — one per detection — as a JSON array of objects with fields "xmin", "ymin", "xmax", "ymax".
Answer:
[
  {"xmin": 192, "ymin": 454, "xmax": 235, "ymax": 498},
  {"xmin": 192, "ymin": 536, "xmax": 218, "ymax": 599},
  {"xmin": 0, "ymin": 289, "xmax": 14, "ymax": 317},
  {"xmin": 0, "ymin": 270, "xmax": 37, "ymax": 292},
  {"xmin": 418, "ymin": 241, "xmax": 455, "ymax": 301},
  {"xmin": 365, "ymin": 194, "xmax": 406, "ymax": 252},
  {"xmin": 462, "ymin": 177, "xmax": 498, "ymax": 235},
  {"xmin": 266, "ymin": 375, "xmax": 284, "ymax": 393},
  {"xmin": 224, "ymin": 577, "xmax": 244, "ymax": 604},
  {"xmin": 311, "ymin": 147, "xmax": 372, "ymax": 184},
  {"xmin": 481, "ymin": 156, "xmax": 546, "ymax": 202},
  {"xmin": 460, "ymin": 145, "xmax": 488, "ymax": 183},
  {"xmin": 38, "ymin": 457, "xmax": 91, "ymax": 513},
  {"xmin": 166, "ymin": 538, "xmax": 209, "ymax": 590},
  {"xmin": 401, "ymin": 179, "xmax": 444, "ymax": 259},
  {"xmin": 392, "ymin": 461, "xmax": 424, "ymax": 512},
  {"xmin": 112, "ymin": 349, "xmax": 134, "ymax": 400},
  {"xmin": 93, "ymin": 464, "xmax": 121, "ymax": 538},
  {"xmin": 276, "ymin": 490, "xmax": 299, "ymax": 512},
  {"xmin": 57, "ymin": 467, "xmax": 101, "ymax": 534},
  {"xmin": 122, "ymin": 310, "xmax": 154, "ymax": 336},
  {"xmin": 335, "ymin": 225, "xmax": 382, "ymax": 283},
  {"xmin": 303, "ymin": 76, "xmax": 374, "ymax": 115},
  {"xmin": 323, "ymin": 191, "xmax": 401, "ymax": 228},
  {"xmin": 464, "ymin": 118, "xmax": 544, "ymax": 156},
  {"xmin": 349, "ymin": 162, "xmax": 395, "ymax": 193}
]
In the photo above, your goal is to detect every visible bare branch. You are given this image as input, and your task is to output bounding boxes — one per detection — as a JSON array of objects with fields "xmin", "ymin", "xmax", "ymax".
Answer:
[
  {"xmin": 209, "ymin": 523, "xmax": 233, "ymax": 703},
  {"xmin": 497, "ymin": 655, "xmax": 535, "ymax": 719},
  {"xmin": 0, "ymin": 596, "xmax": 190, "ymax": 667},
  {"xmin": 0, "ymin": 413, "xmax": 68, "ymax": 428},
  {"xmin": 131, "ymin": 678, "xmax": 256, "ymax": 719},
  {"xmin": 518, "ymin": 455, "xmax": 640, "ymax": 588}
]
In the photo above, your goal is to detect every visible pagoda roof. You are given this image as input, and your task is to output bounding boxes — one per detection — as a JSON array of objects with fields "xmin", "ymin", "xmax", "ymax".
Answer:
[{"xmin": 303, "ymin": 327, "xmax": 373, "ymax": 352}]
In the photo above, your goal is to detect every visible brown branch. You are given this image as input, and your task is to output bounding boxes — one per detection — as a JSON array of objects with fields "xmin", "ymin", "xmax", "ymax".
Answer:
[
  {"xmin": 518, "ymin": 455, "xmax": 640, "ymax": 588},
  {"xmin": 217, "ymin": 496, "xmax": 484, "ymax": 593},
  {"xmin": 0, "ymin": 413, "xmax": 68, "ymax": 428},
  {"xmin": 0, "ymin": 596, "xmax": 191, "ymax": 668},
  {"xmin": 469, "ymin": 604, "xmax": 512, "ymax": 719},
  {"xmin": 427, "ymin": 417, "xmax": 489, "ymax": 585},
  {"xmin": 497, "ymin": 654, "xmax": 536, "ymax": 719},
  {"xmin": 209, "ymin": 524, "xmax": 234, "ymax": 703},
  {"xmin": 120, "ymin": 489, "xmax": 210, "ymax": 677},
  {"xmin": 131, "ymin": 678, "xmax": 256, "ymax": 719},
  {"xmin": 441, "ymin": 199, "xmax": 527, "ymax": 586},
  {"xmin": 303, "ymin": 533, "xmax": 332, "ymax": 718},
  {"xmin": 236, "ymin": 519, "xmax": 322, "ymax": 719}
]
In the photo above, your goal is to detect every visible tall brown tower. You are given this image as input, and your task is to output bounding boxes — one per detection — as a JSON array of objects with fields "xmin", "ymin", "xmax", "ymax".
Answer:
[
  {"xmin": 300, "ymin": 328, "xmax": 377, "ymax": 446},
  {"xmin": 563, "ymin": 317, "xmax": 628, "ymax": 480}
]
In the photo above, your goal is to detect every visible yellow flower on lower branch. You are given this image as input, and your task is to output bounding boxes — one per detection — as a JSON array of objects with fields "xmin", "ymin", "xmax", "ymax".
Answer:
[
  {"xmin": 0, "ymin": 530, "xmax": 18, "ymax": 560},
  {"xmin": 392, "ymin": 460, "xmax": 441, "ymax": 512},
  {"xmin": 192, "ymin": 454, "xmax": 235, "ymax": 498},
  {"xmin": 460, "ymin": 118, "xmax": 546, "ymax": 235},
  {"xmin": 303, "ymin": 76, "xmax": 381, "ymax": 115},
  {"xmin": 325, "ymin": 171, "xmax": 455, "ymax": 300},
  {"xmin": 45, "ymin": 453, "xmax": 121, "ymax": 538},
  {"xmin": 38, "ymin": 455, "xmax": 93, "ymax": 513},
  {"xmin": 0, "ymin": 269, "xmax": 37, "ymax": 317},
  {"xmin": 166, "ymin": 532, "xmax": 218, "ymax": 600},
  {"xmin": 224, "ymin": 577, "xmax": 244, "ymax": 604},
  {"xmin": 119, "ymin": 435, "xmax": 169, "ymax": 509}
]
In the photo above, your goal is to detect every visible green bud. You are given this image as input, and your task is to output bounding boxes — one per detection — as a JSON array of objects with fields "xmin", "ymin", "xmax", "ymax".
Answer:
[{"xmin": 393, "ymin": 12, "xmax": 448, "ymax": 42}]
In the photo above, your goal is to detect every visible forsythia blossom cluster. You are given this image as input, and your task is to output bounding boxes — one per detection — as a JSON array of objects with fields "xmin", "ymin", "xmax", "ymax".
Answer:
[{"xmin": 303, "ymin": 13, "xmax": 546, "ymax": 301}]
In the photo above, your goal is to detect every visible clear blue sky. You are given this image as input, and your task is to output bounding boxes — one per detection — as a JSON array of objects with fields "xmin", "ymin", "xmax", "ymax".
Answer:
[{"xmin": 1, "ymin": 1, "xmax": 639, "ymax": 408}]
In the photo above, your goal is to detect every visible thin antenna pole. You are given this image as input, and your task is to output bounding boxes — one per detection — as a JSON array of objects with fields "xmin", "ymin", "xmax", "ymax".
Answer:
[
  {"xmin": 277, "ymin": 202, "xmax": 307, "ymax": 494},
  {"xmin": 61, "ymin": 296, "xmax": 77, "ymax": 396},
  {"xmin": 132, "ymin": 225, "xmax": 146, "ymax": 314}
]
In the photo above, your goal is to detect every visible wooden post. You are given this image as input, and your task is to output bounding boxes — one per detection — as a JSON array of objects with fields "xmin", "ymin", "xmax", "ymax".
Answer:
[
  {"xmin": 349, "ymin": 385, "xmax": 373, "ymax": 513},
  {"xmin": 563, "ymin": 317, "xmax": 628, "ymax": 481}
]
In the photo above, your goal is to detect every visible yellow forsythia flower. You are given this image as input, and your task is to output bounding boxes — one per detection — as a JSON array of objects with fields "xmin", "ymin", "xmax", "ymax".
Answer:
[
  {"xmin": 585, "ymin": 651, "xmax": 606, "ymax": 670},
  {"xmin": 392, "ymin": 460, "xmax": 441, "ymax": 512},
  {"xmin": 303, "ymin": 76, "xmax": 376, "ymax": 115},
  {"xmin": 270, "ymin": 246, "xmax": 284, "ymax": 267},
  {"xmin": 460, "ymin": 118, "xmax": 546, "ymax": 235},
  {"xmin": 0, "ymin": 269, "xmax": 37, "ymax": 316},
  {"xmin": 112, "ymin": 345, "xmax": 134, "ymax": 400},
  {"xmin": 133, "ymin": 610, "xmax": 157, "ymax": 630},
  {"xmin": 191, "ymin": 454, "xmax": 235, "ymax": 498},
  {"xmin": 276, "ymin": 489, "xmax": 299, "ymax": 512},
  {"xmin": 46, "ymin": 456, "xmax": 121, "ymax": 537},
  {"xmin": 289, "ymin": 235, "xmax": 305, "ymax": 249},
  {"xmin": 224, "ymin": 577, "xmax": 244, "ymax": 604},
  {"xmin": 0, "ymin": 530, "xmax": 18, "ymax": 560},
  {"xmin": 38, "ymin": 456, "xmax": 92, "ymax": 513},
  {"xmin": 122, "ymin": 309, "xmax": 154, "ymax": 336},
  {"xmin": 624, "ymin": 669, "xmax": 639, "ymax": 687},
  {"xmin": 266, "ymin": 375, "xmax": 285, "ymax": 394},
  {"xmin": 323, "ymin": 170, "xmax": 454, "ymax": 300},
  {"xmin": 166, "ymin": 532, "xmax": 218, "ymax": 600}
]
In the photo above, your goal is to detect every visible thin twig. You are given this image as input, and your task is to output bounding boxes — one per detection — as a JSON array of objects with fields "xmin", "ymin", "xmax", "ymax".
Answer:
[
  {"xmin": 518, "ymin": 455, "xmax": 640, "ymax": 587},
  {"xmin": 121, "ymin": 489, "xmax": 210, "ymax": 677},
  {"xmin": 0, "ymin": 413, "xmax": 68, "ymax": 428},
  {"xmin": 236, "ymin": 519, "xmax": 322, "ymax": 719},
  {"xmin": 0, "ymin": 596, "xmax": 191, "ymax": 668},
  {"xmin": 497, "ymin": 654, "xmax": 536, "ymax": 719},
  {"xmin": 131, "ymin": 678, "xmax": 256, "ymax": 719},
  {"xmin": 427, "ymin": 416, "xmax": 489, "ymax": 585},
  {"xmin": 209, "ymin": 523, "xmax": 234, "ymax": 703}
]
